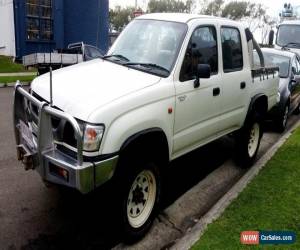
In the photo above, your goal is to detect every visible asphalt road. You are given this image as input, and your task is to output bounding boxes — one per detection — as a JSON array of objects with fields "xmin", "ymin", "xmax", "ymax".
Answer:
[{"xmin": 0, "ymin": 87, "xmax": 298, "ymax": 250}]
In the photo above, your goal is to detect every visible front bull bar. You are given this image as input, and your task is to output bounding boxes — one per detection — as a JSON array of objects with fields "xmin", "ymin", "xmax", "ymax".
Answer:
[
  {"xmin": 13, "ymin": 82, "xmax": 119, "ymax": 193},
  {"xmin": 13, "ymin": 81, "xmax": 83, "ymax": 167}
]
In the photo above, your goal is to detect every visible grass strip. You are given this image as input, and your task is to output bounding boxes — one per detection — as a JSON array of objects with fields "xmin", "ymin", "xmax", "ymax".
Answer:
[
  {"xmin": 192, "ymin": 126, "xmax": 300, "ymax": 250},
  {"xmin": 0, "ymin": 55, "xmax": 35, "ymax": 73},
  {"xmin": 0, "ymin": 75, "xmax": 35, "ymax": 84}
]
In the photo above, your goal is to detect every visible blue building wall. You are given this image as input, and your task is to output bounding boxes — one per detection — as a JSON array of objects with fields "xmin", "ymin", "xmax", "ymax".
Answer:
[
  {"xmin": 63, "ymin": 0, "xmax": 109, "ymax": 51},
  {"xmin": 13, "ymin": 0, "xmax": 109, "ymax": 58}
]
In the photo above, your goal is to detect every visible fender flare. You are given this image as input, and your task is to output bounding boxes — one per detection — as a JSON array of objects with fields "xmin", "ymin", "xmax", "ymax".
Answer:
[
  {"xmin": 246, "ymin": 94, "xmax": 268, "ymax": 121},
  {"xmin": 120, "ymin": 128, "xmax": 167, "ymax": 151}
]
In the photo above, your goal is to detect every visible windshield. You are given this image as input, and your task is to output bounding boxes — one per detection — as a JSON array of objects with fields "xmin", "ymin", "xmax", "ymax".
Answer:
[
  {"xmin": 106, "ymin": 19, "xmax": 188, "ymax": 77},
  {"xmin": 276, "ymin": 25, "xmax": 300, "ymax": 48},
  {"xmin": 254, "ymin": 51, "xmax": 290, "ymax": 78}
]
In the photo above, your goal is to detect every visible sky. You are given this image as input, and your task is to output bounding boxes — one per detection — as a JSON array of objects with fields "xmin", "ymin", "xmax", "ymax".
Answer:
[{"xmin": 109, "ymin": 0, "xmax": 300, "ymax": 18}]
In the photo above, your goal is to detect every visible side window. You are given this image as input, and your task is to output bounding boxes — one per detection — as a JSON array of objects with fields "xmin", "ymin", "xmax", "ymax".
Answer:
[
  {"xmin": 221, "ymin": 27, "xmax": 243, "ymax": 72},
  {"xmin": 180, "ymin": 26, "xmax": 218, "ymax": 82}
]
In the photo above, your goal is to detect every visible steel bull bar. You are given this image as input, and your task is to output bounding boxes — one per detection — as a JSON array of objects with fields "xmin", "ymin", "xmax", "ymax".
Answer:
[{"xmin": 13, "ymin": 82, "xmax": 118, "ymax": 193}]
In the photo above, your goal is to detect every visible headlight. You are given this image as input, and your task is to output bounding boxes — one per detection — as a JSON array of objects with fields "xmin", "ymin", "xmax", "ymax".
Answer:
[{"xmin": 83, "ymin": 124, "xmax": 104, "ymax": 152}]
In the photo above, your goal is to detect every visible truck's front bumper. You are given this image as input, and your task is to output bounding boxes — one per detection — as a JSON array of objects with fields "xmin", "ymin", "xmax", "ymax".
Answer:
[
  {"xmin": 13, "ymin": 83, "xmax": 118, "ymax": 193},
  {"xmin": 37, "ymin": 148, "xmax": 118, "ymax": 193}
]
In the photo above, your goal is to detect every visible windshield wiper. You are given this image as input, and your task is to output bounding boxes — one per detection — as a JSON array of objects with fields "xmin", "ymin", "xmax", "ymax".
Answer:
[
  {"xmin": 103, "ymin": 54, "xmax": 130, "ymax": 62},
  {"xmin": 124, "ymin": 62, "xmax": 170, "ymax": 74},
  {"xmin": 282, "ymin": 42, "xmax": 300, "ymax": 49}
]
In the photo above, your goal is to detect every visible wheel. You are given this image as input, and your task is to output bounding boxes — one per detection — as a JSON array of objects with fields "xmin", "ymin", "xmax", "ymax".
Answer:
[
  {"xmin": 118, "ymin": 159, "xmax": 161, "ymax": 243},
  {"xmin": 275, "ymin": 104, "xmax": 289, "ymax": 132},
  {"xmin": 235, "ymin": 116, "xmax": 262, "ymax": 168}
]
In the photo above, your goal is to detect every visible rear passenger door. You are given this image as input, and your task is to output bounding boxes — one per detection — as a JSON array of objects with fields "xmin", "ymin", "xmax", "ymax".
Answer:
[{"xmin": 219, "ymin": 26, "xmax": 251, "ymax": 132}]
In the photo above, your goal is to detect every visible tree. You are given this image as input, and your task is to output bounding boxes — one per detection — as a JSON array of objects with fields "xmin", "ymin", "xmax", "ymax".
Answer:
[
  {"xmin": 147, "ymin": 0, "xmax": 189, "ymax": 13},
  {"xmin": 203, "ymin": 0, "xmax": 224, "ymax": 16},
  {"xmin": 186, "ymin": 0, "xmax": 196, "ymax": 13},
  {"xmin": 197, "ymin": 0, "xmax": 276, "ymax": 43},
  {"xmin": 109, "ymin": 6, "xmax": 136, "ymax": 32},
  {"xmin": 221, "ymin": 1, "xmax": 251, "ymax": 20}
]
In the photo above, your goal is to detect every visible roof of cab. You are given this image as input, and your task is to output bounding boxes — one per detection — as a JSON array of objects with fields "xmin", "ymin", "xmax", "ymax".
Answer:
[
  {"xmin": 261, "ymin": 48, "xmax": 297, "ymax": 58},
  {"xmin": 136, "ymin": 13, "xmax": 239, "ymax": 25}
]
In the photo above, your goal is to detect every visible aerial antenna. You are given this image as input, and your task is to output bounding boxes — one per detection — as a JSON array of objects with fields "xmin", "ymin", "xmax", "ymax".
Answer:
[
  {"xmin": 49, "ymin": 44, "xmax": 53, "ymax": 106},
  {"xmin": 50, "ymin": 66, "xmax": 53, "ymax": 106}
]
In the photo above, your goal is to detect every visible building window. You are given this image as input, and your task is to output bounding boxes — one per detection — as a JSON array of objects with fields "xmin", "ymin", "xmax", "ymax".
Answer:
[{"xmin": 26, "ymin": 0, "xmax": 53, "ymax": 41}]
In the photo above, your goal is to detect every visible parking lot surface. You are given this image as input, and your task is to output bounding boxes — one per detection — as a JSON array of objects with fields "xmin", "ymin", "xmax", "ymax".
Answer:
[{"xmin": 0, "ymin": 87, "xmax": 298, "ymax": 250}]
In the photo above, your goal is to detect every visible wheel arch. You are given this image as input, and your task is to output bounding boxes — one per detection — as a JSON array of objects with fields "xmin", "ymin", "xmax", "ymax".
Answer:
[
  {"xmin": 246, "ymin": 94, "xmax": 268, "ymax": 120},
  {"xmin": 119, "ymin": 128, "xmax": 170, "ymax": 167}
]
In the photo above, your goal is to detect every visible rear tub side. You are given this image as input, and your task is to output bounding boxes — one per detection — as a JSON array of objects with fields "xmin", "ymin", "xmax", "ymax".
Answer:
[
  {"xmin": 251, "ymin": 67, "xmax": 280, "ymax": 112},
  {"xmin": 13, "ymin": 83, "xmax": 118, "ymax": 193}
]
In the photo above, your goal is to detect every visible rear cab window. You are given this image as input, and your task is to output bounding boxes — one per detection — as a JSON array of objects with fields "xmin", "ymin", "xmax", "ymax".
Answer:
[{"xmin": 221, "ymin": 26, "xmax": 243, "ymax": 73}]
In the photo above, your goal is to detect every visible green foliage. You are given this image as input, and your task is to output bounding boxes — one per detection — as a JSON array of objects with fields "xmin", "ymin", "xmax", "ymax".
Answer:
[
  {"xmin": 200, "ymin": 0, "xmax": 267, "ymax": 21},
  {"xmin": 221, "ymin": 1, "xmax": 250, "ymax": 20},
  {"xmin": 203, "ymin": 0, "xmax": 224, "ymax": 16},
  {"xmin": 109, "ymin": 0, "xmax": 194, "ymax": 32},
  {"xmin": 147, "ymin": 0, "xmax": 190, "ymax": 13},
  {"xmin": 109, "ymin": 6, "xmax": 136, "ymax": 32},
  {"xmin": 108, "ymin": 0, "xmax": 272, "ymax": 34},
  {"xmin": 192, "ymin": 127, "xmax": 300, "ymax": 250}
]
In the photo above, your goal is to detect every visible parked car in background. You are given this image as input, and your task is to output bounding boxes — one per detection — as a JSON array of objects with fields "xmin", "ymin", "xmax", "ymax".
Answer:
[{"xmin": 255, "ymin": 48, "xmax": 300, "ymax": 131}]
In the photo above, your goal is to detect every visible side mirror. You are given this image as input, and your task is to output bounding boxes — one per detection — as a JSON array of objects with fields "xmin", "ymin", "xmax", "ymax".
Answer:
[
  {"xmin": 194, "ymin": 64, "xmax": 211, "ymax": 88},
  {"xmin": 268, "ymin": 30, "xmax": 274, "ymax": 46},
  {"xmin": 292, "ymin": 74, "xmax": 300, "ymax": 83}
]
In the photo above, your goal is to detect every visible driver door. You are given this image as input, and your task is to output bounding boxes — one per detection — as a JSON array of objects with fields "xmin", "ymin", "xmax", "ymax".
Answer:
[{"xmin": 173, "ymin": 24, "xmax": 223, "ymax": 156}]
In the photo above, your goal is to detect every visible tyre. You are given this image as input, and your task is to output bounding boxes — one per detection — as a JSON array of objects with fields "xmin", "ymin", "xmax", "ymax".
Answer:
[
  {"xmin": 235, "ymin": 115, "xmax": 262, "ymax": 168},
  {"xmin": 117, "ymin": 157, "xmax": 161, "ymax": 243},
  {"xmin": 275, "ymin": 104, "xmax": 289, "ymax": 133}
]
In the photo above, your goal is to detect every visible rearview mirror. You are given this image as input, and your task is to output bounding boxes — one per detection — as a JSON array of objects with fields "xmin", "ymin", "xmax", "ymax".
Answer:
[{"xmin": 194, "ymin": 64, "xmax": 211, "ymax": 88}]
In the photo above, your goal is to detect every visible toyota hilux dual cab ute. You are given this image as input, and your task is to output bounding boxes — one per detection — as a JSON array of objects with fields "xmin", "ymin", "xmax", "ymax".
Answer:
[{"xmin": 13, "ymin": 14, "xmax": 279, "ymax": 241}]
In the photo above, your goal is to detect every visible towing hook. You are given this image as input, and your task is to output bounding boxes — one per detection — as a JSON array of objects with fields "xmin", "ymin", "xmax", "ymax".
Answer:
[
  {"xmin": 17, "ymin": 146, "xmax": 23, "ymax": 161},
  {"xmin": 16, "ymin": 145, "xmax": 35, "ymax": 171},
  {"xmin": 22, "ymin": 154, "xmax": 34, "ymax": 171}
]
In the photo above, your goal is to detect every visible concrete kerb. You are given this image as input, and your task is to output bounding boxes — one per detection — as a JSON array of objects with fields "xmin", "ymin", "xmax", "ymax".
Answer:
[
  {"xmin": 171, "ymin": 120, "xmax": 300, "ymax": 250},
  {"xmin": 0, "ymin": 82, "xmax": 30, "ymax": 88},
  {"xmin": 0, "ymin": 72, "xmax": 37, "ymax": 76}
]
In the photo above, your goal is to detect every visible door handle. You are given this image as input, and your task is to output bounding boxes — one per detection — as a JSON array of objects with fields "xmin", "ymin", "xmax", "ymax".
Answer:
[
  {"xmin": 240, "ymin": 81, "xmax": 246, "ymax": 89},
  {"xmin": 213, "ymin": 87, "xmax": 220, "ymax": 96}
]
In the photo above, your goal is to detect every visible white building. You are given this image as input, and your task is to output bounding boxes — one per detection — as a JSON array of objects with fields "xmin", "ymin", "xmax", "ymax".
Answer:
[{"xmin": 0, "ymin": 0, "xmax": 16, "ymax": 57}]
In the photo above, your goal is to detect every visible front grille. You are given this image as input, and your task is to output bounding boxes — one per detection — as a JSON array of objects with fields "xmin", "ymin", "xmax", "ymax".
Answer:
[
  {"xmin": 62, "ymin": 122, "xmax": 77, "ymax": 148},
  {"xmin": 31, "ymin": 91, "xmax": 78, "ymax": 152}
]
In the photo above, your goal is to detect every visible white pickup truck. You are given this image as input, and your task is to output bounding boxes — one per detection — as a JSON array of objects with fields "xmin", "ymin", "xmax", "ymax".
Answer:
[
  {"xmin": 13, "ymin": 14, "xmax": 279, "ymax": 241},
  {"xmin": 272, "ymin": 20, "xmax": 300, "ymax": 55}
]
